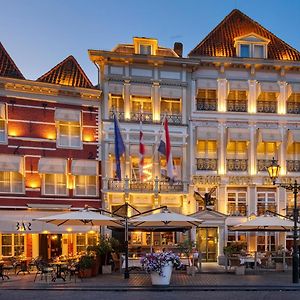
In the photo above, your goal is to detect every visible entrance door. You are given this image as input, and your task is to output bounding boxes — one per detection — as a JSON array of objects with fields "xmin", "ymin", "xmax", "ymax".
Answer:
[{"xmin": 198, "ymin": 227, "xmax": 218, "ymax": 262}]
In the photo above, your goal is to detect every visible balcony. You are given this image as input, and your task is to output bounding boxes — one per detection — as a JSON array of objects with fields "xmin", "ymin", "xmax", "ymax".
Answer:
[
  {"xmin": 257, "ymin": 159, "xmax": 274, "ymax": 172},
  {"xmin": 257, "ymin": 101, "xmax": 277, "ymax": 113},
  {"xmin": 130, "ymin": 181, "xmax": 154, "ymax": 192},
  {"xmin": 109, "ymin": 110, "xmax": 125, "ymax": 121},
  {"xmin": 130, "ymin": 112, "xmax": 153, "ymax": 122},
  {"xmin": 257, "ymin": 204, "xmax": 277, "ymax": 216},
  {"xmin": 196, "ymin": 99, "xmax": 217, "ymax": 111},
  {"xmin": 227, "ymin": 204, "xmax": 247, "ymax": 216},
  {"xmin": 287, "ymin": 160, "xmax": 300, "ymax": 172},
  {"xmin": 227, "ymin": 159, "xmax": 248, "ymax": 172},
  {"xmin": 160, "ymin": 181, "xmax": 184, "ymax": 192},
  {"xmin": 160, "ymin": 114, "xmax": 182, "ymax": 124},
  {"xmin": 196, "ymin": 158, "xmax": 218, "ymax": 171},
  {"xmin": 227, "ymin": 100, "xmax": 247, "ymax": 112},
  {"xmin": 107, "ymin": 179, "xmax": 124, "ymax": 191},
  {"xmin": 287, "ymin": 101, "xmax": 300, "ymax": 114}
]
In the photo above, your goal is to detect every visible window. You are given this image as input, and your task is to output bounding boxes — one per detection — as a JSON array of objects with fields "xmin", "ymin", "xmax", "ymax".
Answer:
[
  {"xmin": 227, "ymin": 232, "xmax": 247, "ymax": 246},
  {"xmin": 43, "ymin": 174, "xmax": 67, "ymax": 196},
  {"xmin": 257, "ymin": 189, "xmax": 276, "ymax": 215},
  {"xmin": 257, "ymin": 232, "xmax": 275, "ymax": 252},
  {"xmin": 58, "ymin": 121, "xmax": 81, "ymax": 148},
  {"xmin": 287, "ymin": 142, "xmax": 300, "ymax": 160},
  {"xmin": 0, "ymin": 119, "xmax": 6, "ymax": 142},
  {"xmin": 240, "ymin": 45, "xmax": 250, "ymax": 57},
  {"xmin": 227, "ymin": 141, "xmax": 248, "ymax": 159},
  {"xmin": 110, "ymin": 95, "xmax": 124, "ymax": 112},
  {"xmin": 161, "ymin": 98, "xmax": 181, "ymax": 114},
  {"xmin": 139, "ymin": 45, "xmax": 152, "ymax": 55},
  {"xmin": 76, "ymin": 233, "xmax": 98, "ymax": 254},
  {"xmin": 1, "ymin": 234, "xmax": 25, "ymax": 257},
  {"xmin": 196, "ymin": 89, "xmax": 217, "ymax": 111},
  {"xmin": 253, "ymin": 45, "xmax": 264, "ymax": 58},
  {"xmin": 131, "ymin": 156, "xmax": 153, "ymax": 181},
  {"xmin": 197, "ymin": 140, "xmax": 217, "ymax": 158},
  {"xmin": 0, "ymin": 171, "xmax": 23, "ymax": 193},
  {"xmin": 131, "ymin": 96, "xmax": 152, "ymax": 113},
  {"xmin": 227, "ymin": 190, "xmax": 247, "ymax": 216},
  {"xmin": 74, "ymin": 175, "xmax": 98, "ymax": 197},
  {"xmin": 160, "ymin": 157, "xmax": 181, "ymax": 181},
  {"xmin": 238, "ymin": 43, "xmax": 266, "ymax": 58},
  {"xmin": 257, "ymin": 142, "xmax": 277, "ymax": 160}
]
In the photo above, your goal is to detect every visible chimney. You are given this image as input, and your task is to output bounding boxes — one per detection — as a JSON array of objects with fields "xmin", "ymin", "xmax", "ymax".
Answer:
[{"xmin": 174, "ymin": 42, "xmax": 183, "ymax": 57}]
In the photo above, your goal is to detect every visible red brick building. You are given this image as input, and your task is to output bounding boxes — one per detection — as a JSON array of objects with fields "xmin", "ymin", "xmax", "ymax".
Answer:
[{"xmin": 0, "ymin": 43, "xmax": 101, "ymax": 260}]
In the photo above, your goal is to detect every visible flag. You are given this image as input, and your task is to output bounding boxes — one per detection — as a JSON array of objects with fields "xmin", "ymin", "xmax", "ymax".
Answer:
[
  {"xmin": 158, "ymin": 117, "xmax": 174, "ymax": 180},
  {"xmin": 139, "ymin": 121, "xmax": 145, "ymax": 181},
  {"xmin": 113, "ymin": 113, "xmax": 125, "ymax": 180}
]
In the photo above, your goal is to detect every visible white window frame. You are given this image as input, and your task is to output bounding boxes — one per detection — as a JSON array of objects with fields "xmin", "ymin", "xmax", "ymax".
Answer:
[
  {"xmin": 0, "ymin": 233, "xmax": 26, "ymax": 257},
  {"xmin": 257, "ymin": 190, "xmax": 276, "ymax": 215},
  {"xmin": 74, "ymin": 175, "xmax": 99, "ymax": 197},
  {"xmin": 75, "ymin": 233, "xmax": 98, "ymax": 254},
  {"xmin": 0, "ymin": 171, "xmax": 24, "ymax": 194},
  {"xmin": 197, "ymin": 140, "xmax": 218, "ymax": 159},
  {"xmin": 57, "ymin": 121, "xmax": 82, "ymax": 149},
  {"xmin": 109, "ymin": 94, "xmax": 124, "ymax": 112},
  {"xmin": 227, "ymin": 190, "xmax": 247, "ymax": 216},
  {"xmin": 160, "ymin": 98, "xmax": 182, "ymax": 115},
  {"xmin": 42, "ymin": 173, "xmax": 68, "ymax": 196}
]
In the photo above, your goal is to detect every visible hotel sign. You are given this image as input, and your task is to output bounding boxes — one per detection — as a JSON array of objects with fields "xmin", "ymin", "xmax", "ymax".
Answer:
[
  {"xmin": 193, "ymin": 176, "xmax": 221, "ymax": 185},
  {"xmin": 228, "ymin": 176, "xmax": 253, "ymax": 185},
  {"xmin": 263, "ymin": 176, "xmax": 300, "ymax": 185}
]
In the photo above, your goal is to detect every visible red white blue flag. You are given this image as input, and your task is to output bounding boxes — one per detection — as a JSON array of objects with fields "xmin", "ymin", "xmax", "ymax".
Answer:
[
  {"xmin": 158, "ymin": 117, "xmax": 174, "ymax": 180},
  {"xmin": 113, "ymin": 113, "xmax": 125, "ymax": 180},
  {"xmin": 139, "ymin": 121, "xmax": 145, "ymax": 181}
]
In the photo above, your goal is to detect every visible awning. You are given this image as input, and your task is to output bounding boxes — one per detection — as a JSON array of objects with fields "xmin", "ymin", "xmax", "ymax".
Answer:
[
  {"xmin": 0, "ymin": 155, "xmax": 24, "ymax": 174},
  {"xmin": 0, "ymin": 210, "xmax": 100, "ymax": 234},
  {"xmin": 0, "ymin": 103, "xmax": 6, "ymax": 119},
  {"xmin": 228, "ymin": 81, "xmax": 248, "ymax": 91},
  {"xmin": 257, "ymin": 129, "xmax": 282, "ymax": 143},
  {"xmin": 197, "ymin": 79, "xmax": 217, "ymax": 89},
  {"xmin": 197, "ymin": 127, "xmax": 218, "ymax": 141},
  {"xmin": 287, "ymin": 129, "xmax": 300, "ymax": 146},
  {"xmin": 71, "ymin": 159, "xmax": 99, "ymax": 176},
  {"xmin": 259, "ymin": 82, "xmax": 280, "ymax": 93},
  {"xmin": 55, "ymin": 108, "xmax": 81, "ymax": 123},
  {"xmin": 38, "ymin": 158, "xmax": 67, "ymax": 174},
  {"xmin": 227, "ymin": 128, "xmax": 250, "ymax": 143}
]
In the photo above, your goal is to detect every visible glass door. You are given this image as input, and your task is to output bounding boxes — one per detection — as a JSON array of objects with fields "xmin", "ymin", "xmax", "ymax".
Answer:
[{"xmin": 197, "ymin": 227, "xmax": 218, "ymax": 262}]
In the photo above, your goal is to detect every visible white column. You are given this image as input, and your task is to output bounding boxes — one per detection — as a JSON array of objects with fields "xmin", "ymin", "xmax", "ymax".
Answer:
[
  {"xmin": 31, "ymin": 234, "xmax": 39, "ymax": 258},
  {"xmin": 248, "ymin": 80, "xmax": 258, "ymax": 114},
  {"xmin": 278, "ymin": 81, "xmax": 288, "ymax": 115},
  {"xmin": 248, "ymin": 184, "xmax": 257, "ymax": 215},
  {"xmin": 218, "ymin": 184, "xmax": 226, "ymax": 214},
  {"xmin": 189, "ymin": 124, "xmax": 195, "ymax": 181},
  {"xmin": 103, "ymin": 81, "xmax": 109, "ymax": 119},
  {"xmin": 278, "ymin": 187, "xmax": 286, "ymax": 215},
  {"xmin": 249, "ymin": 122, "xmax": 257, "ymax": 175},
  {"xmin": 218, "ymin": 122, "xmax": 226, "ymax": 175},
  {"xmin": 217, "ymin": 79, "xmax": 228, "ymax": 112},
  {"xmin": 182, "ymin": 87, "xmax": 187, "ymax": 124},
  {"xmin": 279, "ymin": 125, "xmax": 286, "ymax": 175},
  {"xmin": 125, "ymin": 132, "xmax": 130, "ymax": 177},
  {"xmin": 123, "ymin": 81, "xmax": 130, "ymax": 120},
  {"xmin": 191, "ymin": 79, "xmax": 196, "ymax": 113},
  {"xmin": 152, "ymin": 82, "xmax": 160, "ymax": 122}
]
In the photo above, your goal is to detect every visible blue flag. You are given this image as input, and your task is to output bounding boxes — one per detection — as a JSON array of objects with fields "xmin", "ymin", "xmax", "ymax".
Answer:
[{"xmin": 113, "ymin": 113, "xmax": 125, "ymax": 180}]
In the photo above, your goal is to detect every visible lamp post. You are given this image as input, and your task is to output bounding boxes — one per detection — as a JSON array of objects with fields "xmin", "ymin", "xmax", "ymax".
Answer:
[{"xmin": 267, "ymin": 157, "xmax": 299, "ymax": 283}]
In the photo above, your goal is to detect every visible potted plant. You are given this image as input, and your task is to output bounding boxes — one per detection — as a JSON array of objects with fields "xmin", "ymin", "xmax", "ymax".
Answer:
[
  {"xmin": 98, "ymin": 236, "xmax": 113, "ymax": 274},
  {"xmin": 140, "ymin": 251, "xmax": 181, "ymax": 285},
  {"xmin": 177, "ymin": 239, "xmax": 197, "ymax": 275},
  {"xmin": 78, "ymin": 255, "xmax": 94, "ymax": 278}
]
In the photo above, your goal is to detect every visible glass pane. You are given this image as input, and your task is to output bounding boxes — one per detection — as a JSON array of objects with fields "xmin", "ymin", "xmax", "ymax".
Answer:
[
  {"xmin": 254, "ymin": 45, "xmax": 264, "ymax": 58},
  {"xmin": 70, "ymin": 136, "xmax": 81, "ymax": 147},
  {"xmin": 59, "ymin": 125, "xmax": 69, "ymax": 135},
  {"xmin": 140, "ymin": 45, "xmax": 151, "ymax": 55},
  {"xmin": 240, "ymin": 45, "xmax": 250, "ymax": 57}
]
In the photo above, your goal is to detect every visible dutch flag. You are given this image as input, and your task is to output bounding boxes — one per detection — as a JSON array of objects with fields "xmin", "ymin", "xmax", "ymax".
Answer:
[{"xmin": 158, "ymin": 117, "xmax": 174, "ymax": 181}]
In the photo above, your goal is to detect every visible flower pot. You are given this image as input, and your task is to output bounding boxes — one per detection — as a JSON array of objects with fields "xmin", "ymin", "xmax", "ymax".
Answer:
[
  {"xmin": 150, "ymin": 262, "xmax": 173, "ymax": 286},
  {"xmin": 79, "ymin": 268, "xmax": 92, "ymax": 278},
  {"xmin": 102, "ymin": 265, "xmax": 112, "ymax": 274}
]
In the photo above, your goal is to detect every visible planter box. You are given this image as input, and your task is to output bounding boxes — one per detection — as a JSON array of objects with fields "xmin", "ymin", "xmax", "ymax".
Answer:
[
  {"xmin": 79, "ymin": 268, "xmax": 92, "ymax": 278},
  {"xmin": 151, "ymin": 263, "xmax": 173, "ymax": 285},
  {"xmin": 102, "ymin": 265, "xmax": 112, "ymax": 274},
  {"xmin": 235, "ymin": 265, "xmax": 245, "ymax": 275}
]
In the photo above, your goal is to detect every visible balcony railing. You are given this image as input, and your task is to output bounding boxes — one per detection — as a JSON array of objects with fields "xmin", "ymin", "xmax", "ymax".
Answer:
[
  {"xmin": 257, "ymin": 159, "xmax": 274, "ymax": 172},
  {"xmin": 287, "ymin": 101, "xmax": 300, "ymax": 114},
  {"xmin": 109, "ymin": 110, "xmax": 125, "ymax": 121},
  {"xmin": 227, "ymin": 159, "xmax": 248, "ymax": 172},
  {"xmin": 257, "ymin": 204, "xmax": 277, "ymax": 216},
  {"xmin": 227, "ymin": 100, "xmax": 247, "ymax": 112},
  {"xmin": 130, "ymin": 181, "xmax": 154, "ymax": 192},
  {"xmin": 107, "ymin": 179, "xmax": 124, "ymax": 191},
  {"xmin": 286, "ymin": 160, "xmax": 300, "ymax": 172},
  {"xmin": 160, "ymin": 181, "xmax": 184, "ymax": 192},
  {"xmin": 257, "ymin": 101, "xmax": 277, "ymax": 113},
  {"xmin": 160, "ymin": 114, "xmax": 182, "ymax": 124},
  {"xmin": 196, "ymin": 99, "xmax": 217, "ymax": 111},
  {"xmin": 130, "ymin": 112, "xmax": 153, "ymax": 122},
  {"xmin": 227, "ymin": 204, "xmax": 247, "ymax": 216},
  {"xmin": 196, "ymin": 158, "xmax": 218, "ymax": 171}
]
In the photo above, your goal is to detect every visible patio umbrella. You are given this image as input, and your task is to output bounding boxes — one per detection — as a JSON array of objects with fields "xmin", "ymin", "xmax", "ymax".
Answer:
[
  {"xmin": 35, "ymin": 207, "xmax": 121, "ymax": 227},
  {"xmin": 229, "ymin": 215, "xmax": 295, "ymax": 232}
]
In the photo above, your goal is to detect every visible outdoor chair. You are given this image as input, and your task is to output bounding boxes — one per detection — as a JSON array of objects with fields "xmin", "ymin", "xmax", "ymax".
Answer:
[
  {"xmin": 34, "ymin": 261, "xmax": 55, "ymax": 282},
  {"xmin": 111, "ymin": 253, "xmax": 120, "ymax": 272},
  {"xmin": 68, "ymin": 263, "xmax": 82, "ymax": 283},
  {"xmin": 0, "ymin": 264, "xmax": 9, "ymax": 280}
]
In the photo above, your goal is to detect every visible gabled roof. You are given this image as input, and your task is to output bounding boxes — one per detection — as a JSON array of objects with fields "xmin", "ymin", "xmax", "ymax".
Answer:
[
  {"xmin": 37, "ymin": 55, "xmax": 93, "ymax": 88},
  {"xmin": 0, "ymin": 42, "xmax": 24, "ymax": 79},
  {"xmin": 189, "ymin": 9, "xmax": 300, "ymax": 61}
]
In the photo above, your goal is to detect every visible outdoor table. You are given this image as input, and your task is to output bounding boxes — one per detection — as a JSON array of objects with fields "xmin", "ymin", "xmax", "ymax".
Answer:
[
  {"xmin": 240, "ymin": 256, "xmax": 261, "ymax": 268},
  {"xmin": 50, "ymin": 262, "xmax": 66, "ymax": 281},
  {"xmin": 121, "ymin": 257, "xmax": 141, "ymax": 270},
  {"xmin": 0, "ymin": 262, "xmax": 9, "ymax": 280},
  {"xmin": 17, "ymin": 259, "xmax": 30, "ymax": 275}
]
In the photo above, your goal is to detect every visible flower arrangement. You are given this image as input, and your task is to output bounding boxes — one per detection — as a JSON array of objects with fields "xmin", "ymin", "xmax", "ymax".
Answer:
[{"xmin": 140, "ymin": 251, "xmax": 181, "ymax": 276}]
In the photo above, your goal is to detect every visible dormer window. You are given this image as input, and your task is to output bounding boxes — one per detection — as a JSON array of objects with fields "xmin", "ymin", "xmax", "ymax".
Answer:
[
  {"xmin": 133, "ymin": 37, "xmax": 158, "ymax": 55},
  {"xmin": 139, "ymin": 45, "xmax": 152, "ymax": 55},
  {"xmin": 235, "ymin": 33, "xmax": 270, "ymax": 59}
]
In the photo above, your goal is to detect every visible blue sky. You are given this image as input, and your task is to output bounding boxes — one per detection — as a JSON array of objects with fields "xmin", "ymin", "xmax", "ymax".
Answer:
[{"xmin": 1, "ymin": 0, "xmax": 300, "ymax": 85}]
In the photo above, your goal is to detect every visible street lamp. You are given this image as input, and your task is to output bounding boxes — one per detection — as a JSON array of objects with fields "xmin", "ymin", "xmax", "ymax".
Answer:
[{"xmin": 267, "ymin": 157, "xmax": 299, "ymax": 283}]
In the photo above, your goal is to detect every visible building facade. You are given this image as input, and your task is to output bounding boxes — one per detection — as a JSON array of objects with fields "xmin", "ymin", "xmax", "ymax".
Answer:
[{"xmin": 0, "ymin": 45, "xmax": 101, "ymax": 260}]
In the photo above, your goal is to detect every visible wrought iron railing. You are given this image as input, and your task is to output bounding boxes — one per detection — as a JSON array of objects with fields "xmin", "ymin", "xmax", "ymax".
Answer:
[
  {"xmin": 257, "ymin": 101, "xmax": 277, "ymax": 113},
  {"xmin": 196, "ymin": 99, "xmax": 217, "ymax": 111},
  {"xmin": 286, "ymin": 160, "xmax": 300, "ymax": 172},
  {"xmin": 257, "ymin": 159, "xmax": 274, "ymax": 172},
  {"xmin": 160, "ymin": 114, "xmax": 182, "ymax": 124},
  {"xmin": 287, "ymin": 102, "xmax": 300, "ymax": 114},
  {"xmin": 109, "ymin": 110, "xmax": 125, "ymax": 120},
  {"xmin": 227, "ymin": 204, "xmax": 247, "ymax": 216},
  {"xmin": 227, "ymin": 100, "xmax": 247, "ymax": 112},
  {"xmin": 227, "ymin": 159, "xmax": 248, "ymax": 172},
  {"xmin": 130, "ymin": 181, "xmax": 154, "ymax": 192},
  {"xmin": 107, "ymin": 179, "xmax": 124, "ymax": 191},
  {"xmin": 160, "ymin": 181, "xmax": 184, "ymax": 192},
  {"xmin": 130, "ymin": 112, "xmax": 153, "ymax": 122},
  {"xmin": 196, "ymin": 158, "xmax": 218, "ymax": 171},
  {"xmin": 257, "ymin": 204, "xmax": 277, "ymax": 216}
]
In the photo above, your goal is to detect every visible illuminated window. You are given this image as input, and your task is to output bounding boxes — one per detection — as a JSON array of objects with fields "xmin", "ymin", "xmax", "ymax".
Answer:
[
  {"xmin": 196, "ymin": 89, "xmax": 217, "ymax": 111},
  {"xmin": 197, "ymin": 140, "xmax": 217, "ymax": 158},
  {"xmin": 76, "ymin": 233, "xmax": 98, "ymax": 254},
  {"xmin": 227, "ymin": 232, "xmax": 247, "ymax": 246},
  {"xmin": 287, "ymin": 142, "xmax": 300, "ymax": 160},
  {"xmin": 160, "ymin": 157, "xmax": 181, "ymax": 180},
  {"xmin": 131, "ymin": 96, "xmax": 152, "ymax": 113},
  {"xmin": 74, "ymin": 175, "xmax": 98, "ymax": 197},
  {"xmin": 1, "ymin": 234, "xmax": 25, "ymax": 257},
  {"xmin": 257, "ymin": 142, "xmax": 277, "ymax": 160},
  {"xmin": 139, "ymin": 45, "xmax": 152, "ymax": 55},
  {"xmin": 227, "ymin": 189, "xmax": 247, "ymax": 216},
  {"xmin": 58, "ymin": 121, "xmax": 81, "ymax": 148},
  {"xmin": 257, "ymin": 232, "xmax": 275, "ymax": 252},
  {"xmin": 43, "ymin": 174, "xmax": 67, "ymax": 196},
  {"xmin": 257, "ymin": 189, "xmax": 276, "ymax": 216},
  {"xmin": 131, "ymin": 156, "xmax": 153, "ymax": 181},
  {"xmin": 0, "ymin": 171, "xmax": 23, "ymax": 193},
  {"xmin": 227, "ymin": 141, "xmax": 247, "ymax": 159},
  {"xmin": 161, "ymin": 98, "xmax": 181, "ymax": 114},
  {"xmin": 110, "ymin": 94, "xmax": 124, "ymax": 112},
  {"xmin": 133, "ymin": 37, "xmax": 158, "ymax": 55}
]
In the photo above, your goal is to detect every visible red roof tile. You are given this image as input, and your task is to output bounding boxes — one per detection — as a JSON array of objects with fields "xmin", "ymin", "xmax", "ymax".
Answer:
[
  {"xmin": 37, "ymin": 55, "xmax": 93, "ymax": 88},
  {"xmin": 0, "ymin": 42, "xmax": 24, "ymax": 79},
  {"xmin": 189, "ymin": 9, "xmax": 300, "ymax": 61}
]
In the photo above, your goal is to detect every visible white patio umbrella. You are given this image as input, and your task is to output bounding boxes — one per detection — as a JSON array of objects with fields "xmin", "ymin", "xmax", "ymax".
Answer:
[
  {"xmin": 129, "ymin": 208, "xmax": 202, "ymax": 228},
  {"xmin": 35, "ymin": 207, "xmax": 121, "ymax": 227},
  {"xmin": 230, "ymin": 215, "xmax": 295, "ymax": 232}
]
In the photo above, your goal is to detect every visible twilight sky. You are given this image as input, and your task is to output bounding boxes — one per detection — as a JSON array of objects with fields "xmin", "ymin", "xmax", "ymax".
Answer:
[{"xmin": 1, "ymin": 0, "xmax": 300, "ymax": 85}]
